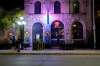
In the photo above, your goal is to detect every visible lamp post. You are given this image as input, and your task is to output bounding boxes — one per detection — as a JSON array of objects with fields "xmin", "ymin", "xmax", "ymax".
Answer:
[
  {"xmin": 93, "ymin": 0, "xmax": 96, "ymax": 49},
  {"xmin": 17, "ymin": 17, "xmax": 26, "ymax": 52}
]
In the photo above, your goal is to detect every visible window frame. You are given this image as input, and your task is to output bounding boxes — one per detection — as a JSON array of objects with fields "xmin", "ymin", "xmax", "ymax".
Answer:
[
  {"xmin": 72, "ymin": 0, "xmax": 80, "ymax": 14},
  {"xmin": 54, "ymin": 1, "xmax": 61, "ymax": 14},
  {"xmin": 34, "ymin": 1, "xmax": 41, "ymax": 14}
]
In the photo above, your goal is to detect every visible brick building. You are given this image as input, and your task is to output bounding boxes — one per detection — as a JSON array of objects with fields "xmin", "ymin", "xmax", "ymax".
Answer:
[{"xmin": 24, "ymin": 0, "xmax": 93, "ymax": 49}]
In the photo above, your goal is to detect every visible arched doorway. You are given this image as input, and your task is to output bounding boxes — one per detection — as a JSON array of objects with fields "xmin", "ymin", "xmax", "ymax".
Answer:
[
  {"xmin": 32, "ymin": 22, "xmax": 43, "ymax": 49},
  {"xmin": 72, "ymin": 22, "xmax": 83, "ymax": 48},
  {"xmin": 51, "ymin": 20, "xmax": 64, "ymax": 48},
  {"xmin": 72, "ymin": 22, "xmax": 83, "ymax": 39}
]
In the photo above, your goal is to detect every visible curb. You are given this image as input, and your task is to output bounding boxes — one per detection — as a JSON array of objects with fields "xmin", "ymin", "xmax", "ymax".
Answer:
[
  {"xmin": 0, "ymin": 52, "xmax": 100, "ymax": 55},
  {"xmin": 1, "ymin": 50, "xmax": 100, "ymax": 55}
]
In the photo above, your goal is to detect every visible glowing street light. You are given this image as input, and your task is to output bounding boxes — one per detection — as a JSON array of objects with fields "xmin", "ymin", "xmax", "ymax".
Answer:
[
  {"xmin": 17, "ymin": 17, "xmax": 26, "ymax": 25},
  {"xmin": 17, "ymin": 21, "xmax": 26, "ymax": 25}
]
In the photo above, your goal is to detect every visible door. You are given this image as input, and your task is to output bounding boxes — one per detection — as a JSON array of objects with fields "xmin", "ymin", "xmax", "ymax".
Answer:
[
  {"xmin": 51, "ymin": 20, "xmax": 64, "ymax": 48},
  {"xmin": 32, "ymin": 22, "xmax": 43, "ymax": 49}
]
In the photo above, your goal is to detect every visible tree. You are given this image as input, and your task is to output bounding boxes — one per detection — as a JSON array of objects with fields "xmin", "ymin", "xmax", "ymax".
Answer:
[
  {"xmin": 1, "ymin": 8, "xmax": 24, "ymax": 29},
  {"xmin": 0, "ymin": 7, "xmax": 7, "ymax": 29},
  {"xmin": 0, "ymin": 8, "xmax": 24, "ymax": 40}
]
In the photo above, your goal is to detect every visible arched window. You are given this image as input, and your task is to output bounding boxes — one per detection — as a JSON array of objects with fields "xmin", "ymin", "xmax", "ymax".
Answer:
[
  {"xmin": 72, "ymin": 22, "xmax": 83, "ymax": 39},
  {"xmin": 72, "ymin": 0, "xmax": 80, "ymax": 14},
  {"xmin": 54, "ymin": 1, "xmax": 61, "ymax": 14},
  {"xmin": 51, "ymin": 20, "xmax": 64, "ymax": 39},
  {"xmin": 34, "ymin": 1, "xmax": 41, "ymax": 14}
]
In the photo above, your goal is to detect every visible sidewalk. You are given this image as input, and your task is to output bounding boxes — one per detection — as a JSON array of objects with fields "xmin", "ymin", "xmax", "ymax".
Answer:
[{"xmin": 0, "ymin": 50, "xmax": 100, "ymax": 55}]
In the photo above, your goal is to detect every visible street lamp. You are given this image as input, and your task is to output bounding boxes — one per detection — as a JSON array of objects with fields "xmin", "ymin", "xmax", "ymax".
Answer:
[
  {"xmin": 93, "ymin": 0, "xmax": 96, "ymax": 49},
  {"xmin": 17, "ymin": 17, "xmax": 26, "ymax": 52}
]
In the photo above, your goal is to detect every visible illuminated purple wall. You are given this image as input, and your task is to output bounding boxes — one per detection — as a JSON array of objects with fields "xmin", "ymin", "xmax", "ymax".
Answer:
[{"xmin": 24, "ymin": 0, "xmax": 92, "ymax": 44}]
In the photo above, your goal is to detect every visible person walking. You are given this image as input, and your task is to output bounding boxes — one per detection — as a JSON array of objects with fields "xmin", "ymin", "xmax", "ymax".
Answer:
[
  {"xmin": 16, "ymin": 37, "xmax": 21, "ymax": 52},
  {"xmin": 12, "ymin": 35, "xmax": 16, "ymax": 49}
]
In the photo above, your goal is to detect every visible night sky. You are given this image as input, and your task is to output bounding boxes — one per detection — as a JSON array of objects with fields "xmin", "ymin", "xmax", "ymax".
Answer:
[{"xmin": 0, "ymin": 0, "xmax": 23, "ymax": 10}]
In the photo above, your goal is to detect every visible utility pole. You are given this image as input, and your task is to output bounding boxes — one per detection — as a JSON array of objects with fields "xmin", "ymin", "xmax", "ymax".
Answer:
[{"xmin": 92, "ymin": 0, "xmax": 96, "ymax": 49}]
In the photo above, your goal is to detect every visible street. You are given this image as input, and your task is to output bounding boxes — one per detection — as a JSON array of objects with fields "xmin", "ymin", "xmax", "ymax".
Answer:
[{"xmin": 0, "ymin": 55, "xmax": 100, "ymax": 66}]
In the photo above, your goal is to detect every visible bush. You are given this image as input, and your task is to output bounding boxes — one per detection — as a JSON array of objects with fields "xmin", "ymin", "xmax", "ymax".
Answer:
[
  {"xmin": 33, "ymin": 39, "xmax": 45, "ymax": 50},
  {"xmin": 0, "ymin": 38, "xmax": 12, "ymax": 49}
]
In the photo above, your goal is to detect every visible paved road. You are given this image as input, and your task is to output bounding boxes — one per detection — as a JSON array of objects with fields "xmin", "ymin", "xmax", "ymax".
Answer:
[{"xmin": 0, "ymin": 55, "xmax": 100, "ymax": 66}]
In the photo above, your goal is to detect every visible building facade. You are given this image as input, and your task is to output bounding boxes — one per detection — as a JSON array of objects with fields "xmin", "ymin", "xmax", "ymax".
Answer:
[{"xmin": 24, "ymin": 0, "xmax": 93, "ymax": 49}]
